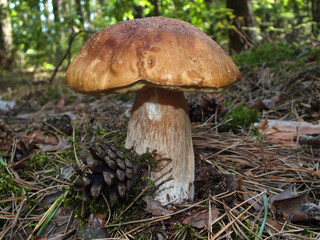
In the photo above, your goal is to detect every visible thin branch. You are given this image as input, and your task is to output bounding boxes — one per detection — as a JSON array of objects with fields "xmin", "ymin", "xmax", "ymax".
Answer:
[{"xmin": 49, "ymin": 30, "xmax": 93, "ymax": 85}]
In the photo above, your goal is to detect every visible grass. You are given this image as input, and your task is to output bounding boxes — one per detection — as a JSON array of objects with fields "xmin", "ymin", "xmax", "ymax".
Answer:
[
  {"xmin": 232, "ymin": 41, "xmax": 320, "ymax": 73},
  {"xmin": 0, "ymin": 161, "xmax": 28, "ymax": 208}
]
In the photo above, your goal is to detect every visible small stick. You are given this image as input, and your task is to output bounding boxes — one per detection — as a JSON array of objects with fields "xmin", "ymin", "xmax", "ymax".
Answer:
[
  {"xmin": 106, "ymin": 198, "xmax": 209, "ymax": 228},
  {"xmin": 210, "ymin": 191, "xmax": 266, "ymax": 240},
  {"xmin": 125, "ymin": 216, "xmax": 171, "ymax": 235},
  {"xmin": 208, "ymin": 191, "xmax": 212, "ymax": 240},
  {"xmin": 116, "ymin": 185, "xmax": 151, "ymax": 220},
  {"xmin": 101, "ymin": 193, "xmax": 112, "ymax": 225}
]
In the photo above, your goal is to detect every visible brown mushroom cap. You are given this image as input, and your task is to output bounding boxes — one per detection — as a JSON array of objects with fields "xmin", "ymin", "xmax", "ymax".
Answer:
[{"xmin": 66, "ymin": 17, "xmax": 241, "ymax": 95}]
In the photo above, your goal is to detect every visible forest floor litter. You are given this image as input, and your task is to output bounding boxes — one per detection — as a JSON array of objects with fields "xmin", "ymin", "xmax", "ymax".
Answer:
[{"xmin": 0, "ymin": 55, "xmax": 320, "ymax": 239}]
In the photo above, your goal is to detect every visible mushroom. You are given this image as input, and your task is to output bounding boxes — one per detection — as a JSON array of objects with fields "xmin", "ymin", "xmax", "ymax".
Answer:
[{"xmin": 66, "ymin": 17, "xmax": 241, "ymax": 205}]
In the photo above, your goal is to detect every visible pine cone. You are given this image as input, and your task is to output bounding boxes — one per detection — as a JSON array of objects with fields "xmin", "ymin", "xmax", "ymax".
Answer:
[
  {"xmin": 73, "ymin": 142, "xmax": 141, "ymax": 207},
  {"xmin": 0, "ymin": 123, "xmax": 15, "ymax": 151}
]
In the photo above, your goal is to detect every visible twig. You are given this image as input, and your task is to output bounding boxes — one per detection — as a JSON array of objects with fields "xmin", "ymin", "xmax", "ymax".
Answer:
[
  {"xmin": 49, "ymin": 30, "xmax": 93, "ymax": 85},
  {"xmin": 210, "ymin": 191, "xmax": 266, "ymax": 240},
  {"xmin": 125, "ymin": 216, "xmax": 171, "ymax": 235},
  {"xmin": 106, "ymin": 198, "xmax": 209, "ymax": 228},
  {"xmin": 102, "ymin": 193, "xmax": 112, "ymax": 225},
  {"xmin": 116, "ymin": 184, "xmax": 151, "ymax": 220}
]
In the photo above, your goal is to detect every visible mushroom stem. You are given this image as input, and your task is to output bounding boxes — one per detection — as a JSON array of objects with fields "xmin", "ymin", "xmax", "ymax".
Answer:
[{"xmin": 125, "ymin": 88, "xmax": 194, "ymax": 204}]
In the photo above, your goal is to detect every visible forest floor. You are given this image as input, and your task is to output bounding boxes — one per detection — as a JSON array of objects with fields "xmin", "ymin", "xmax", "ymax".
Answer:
[{"xmin": 1, "ymin": 42, "xmax": 320, "ymax": 240}]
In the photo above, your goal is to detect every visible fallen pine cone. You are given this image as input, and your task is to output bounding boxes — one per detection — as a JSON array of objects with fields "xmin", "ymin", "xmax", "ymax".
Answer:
[
  {"xmin": 0, "ymin": 122, "xmax": 15, "ymax": 151},
  {"xmin": 73, "ymin": 142, "xmax": 141, "ymax": 207}
]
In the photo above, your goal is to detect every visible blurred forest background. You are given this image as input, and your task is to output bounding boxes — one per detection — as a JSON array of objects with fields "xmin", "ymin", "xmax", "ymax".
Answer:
[
  {"xmin": 0, "ymin": 0, "xmax": 319, "ymax": 76},
  {"xmin": 1, "ymin": 1, "xmax": 320, "ymax": 239}
]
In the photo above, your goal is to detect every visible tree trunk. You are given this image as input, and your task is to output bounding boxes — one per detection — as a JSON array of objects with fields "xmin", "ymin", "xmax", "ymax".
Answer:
[
  {"xmin": 312, "ymin": 0, "xmax": 320, "ymax": 37},
  {"xmin": 75, "ymin": 0, "xmax": 84, "ymax": 27},
  {"xmin": 151, "ymin": 0, "xmax": 159, "ymax": 16},
  {"xmin": 0, "ymin": 0, "xmax": 13, "ymax": 70},
  {"xmin": 83, "ymin": 0, "xmax": 91, "ymax": 29},
  {"xmin": 52, "ymin": 0, "xmax": 60, "ymax": 23},
  {"xmin": 43, "ymin": 0, "xmax": 50, "ymax": 24},
  {"xmin": 226, "ymin": 0, "xmax": 257, "ymax": 53}
]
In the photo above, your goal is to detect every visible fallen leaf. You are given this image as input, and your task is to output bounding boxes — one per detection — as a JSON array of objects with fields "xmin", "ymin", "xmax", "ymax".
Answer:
[
  {"xmin": 248, "ymin": 99, "xmax": 269, "ymax": 111},
  {"xmin": 269, "ymin": 187, "xmax": 320, "ymax": 223},
  {"xmin": 143, "ymin": 196, "xmax": 174, "ymax": 216},
  {"xmin": 242, "ymin": 192, "xmax": 264, "ymax": 211},
  {"xmin": 266, "ymin": 218, "xmax": 282, "ymax": 232},
  {"xmin": 23, "ymin": 129, "xmax": 68, "ymax": 152},
  {"xmin": 88, "ymin": 213, "xmax": 106, "ymax": 228},
  {"xmin": 24, "ymin": 129, "xmax": 59, "ymax": 145},
  {"xmin": 268, "ymin": 187, "xmax": 293, "ymax": 208},
  {"xmin": 182, "ymin": 208, "xmax": 219, "ymax": 229},
  {"xmin": 36, "ymin": 136, "xmax": 68, "ymax": 152}
]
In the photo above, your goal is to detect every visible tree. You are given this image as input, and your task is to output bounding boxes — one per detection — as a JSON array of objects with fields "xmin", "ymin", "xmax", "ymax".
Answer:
[
  {"xmin": 226, "ymin": 0, "xmax": 257, "ymax": 53},
  {"xmin": 52, "ymin": 0, "xmax": 60, "ymax": 23},
  {"xmin": 311, "ymin": 0, "xmax": 320, "ymax": 37},
  {"xmin": 75, "ymin": 0, "xmax": 84, "ymax": 27},
  {"xmin": 0, "ymin": 0, "xmax": 12, "ymax": 70}
]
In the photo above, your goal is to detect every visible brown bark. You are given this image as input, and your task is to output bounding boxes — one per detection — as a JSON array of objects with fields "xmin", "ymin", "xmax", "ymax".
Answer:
[
  {"xmin": 75, "ymin": 0, "xmax": 84, "ymax": 26},
  {"xmin": 0, "ymin": 0, "xmax": 12, "ymax": 70},
  {"xmin": 312, "ymin": 0, "xmax": 320, "ymax": 37},
  {"xmin": 52, "ymin": 0, "xmax": 60, "ymax": 23},
  {"xmin": 226, "ymin": 0, "xmax": 256, "ymax": 53},
  {"xmin": 151, "ymin": 0, "xmax": 159, "ymax": 16}
]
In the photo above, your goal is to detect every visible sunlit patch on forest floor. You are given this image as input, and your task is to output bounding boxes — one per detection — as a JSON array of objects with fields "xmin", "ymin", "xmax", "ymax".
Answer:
[{"xmin": 0, "ymin": 43, "xmax": 320, "ymax": 239}]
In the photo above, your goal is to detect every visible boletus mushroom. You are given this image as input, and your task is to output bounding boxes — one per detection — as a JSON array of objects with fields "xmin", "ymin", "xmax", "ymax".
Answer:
[{"xmin": 66, "ymin": 17, "xmax": 241, "ymax": 205}]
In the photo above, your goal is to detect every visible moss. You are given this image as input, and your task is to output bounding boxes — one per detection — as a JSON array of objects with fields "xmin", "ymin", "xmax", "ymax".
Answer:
[
  {"xmin": 232, "ymin": 42, "xmax": 300, "ymax": 69},
  {"xmin": 0, "ymin": 158, "xmax": 29, "ymax": 208},
  {"xmin": 224, "ymin": 105, "xmax": 259, "ymax": 132}
]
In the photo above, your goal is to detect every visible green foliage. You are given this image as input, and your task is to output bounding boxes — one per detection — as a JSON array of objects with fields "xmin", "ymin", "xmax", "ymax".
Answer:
[
  {"xmin": 252, "ymin": 0, "xmax": 315, "ymax": 39},
  {"xmin": 27, "ymin": 151, "xmax": 50, "ymax": 171},
  {"xmin": 224, "ymin": 105, "xmax": 259, "ymax": 132},
  {"xmin": 0, "ymin": 158, "xmax": 28, "ymax": 208},
  {"xmin": 4, "ymin": 0, "xmax": 318, "ymax": 72},
  {"xmin": 141, "ymin": 176, "xmax": 155, "ymax": 187},
  {"xmin": 4, "ymin": 0, "xmax": 232, "ymax": 70},
  {"xmin": 134, "ymin": 151, "xmax": 156, "ymax": 168},
  {"xmin": 232, "ymin": 42, "xmax": 299, "ymax": 67}
]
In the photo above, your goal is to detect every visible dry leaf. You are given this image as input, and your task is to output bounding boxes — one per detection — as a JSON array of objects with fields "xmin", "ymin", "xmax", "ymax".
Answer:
[
  {"xmin": 88, "ymin": 213, "xmax": 107, "ymax": 228},
  {"xmin": 143, "ymin": 196, "xmax": 174, "ymax": 216},
  {"xmin": 23, "ymin": 129, "xmax": 68, "ymax": 152},
  {"xmin": 182, "ymin": 208, "xmax": 219, "ymax": 229},
  {"xmin": 269, "ymin": 187, "xmax": 320, "ymax": 223},
  {"xmin": 248, "ymin": 99, "xmax": 269, "ymax": 111},
  {"xmin": 242, "ymin": 192, "xmax": 264, "ymax": 211},
  {"xmin": 24, "ymin": 129, "xmax": 59, "ymax": 145}
]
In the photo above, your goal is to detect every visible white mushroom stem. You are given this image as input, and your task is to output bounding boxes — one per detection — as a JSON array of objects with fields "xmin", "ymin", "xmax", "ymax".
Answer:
[{"xmin": 125, "ymin": 88, "xmax": 195, "ymax": 204}]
